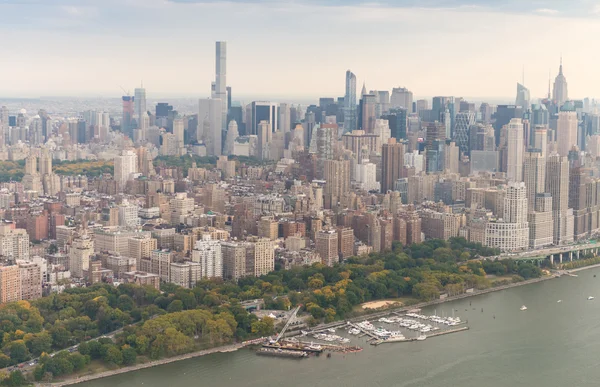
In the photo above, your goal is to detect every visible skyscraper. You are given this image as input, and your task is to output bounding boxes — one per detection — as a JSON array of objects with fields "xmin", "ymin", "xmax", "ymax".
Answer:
[
  {"xmin": 173, "ymin": 118, "xmax": 185, "ymax": 155},
  {"xmin": 506, "ymin": 118, "xmax": 524, "ymax": 182},
  {"xmin": 381, "ymin": 138, "xmax": 405, "ymax": 193},
  {"xmin": 553, "ymin": 59, "xmax": 568, "ymax": 106},
  {"xmin": 382, "ymin": 109, "xmax": 407, "ymax": 141},
  {"xmin": 515, "ymin": 83, "xmax": 530, "ymax": 110},
  {"xmin": 122, "ymin": 96, "xmax": 135, "ymax": 138},
  {"xmin": 279, "ymin": 102, "xmax": 291, "ymax": 132},
  {"xmin": 523, "ymin": 150, "xmax": 546, "ymax": 210},
  {"xmin": 215, "ymin": 41, "xmax": 228, "ymax": 131},
  {"xmin": 360, "ymin": 92, "xmax": 377, "ymax": 133},
  {"xmin": 546, "ymin": 154, "xmax": 574, "ymax": 245},
  {"xmin": 134, "ymin": 86, "xmax": 146, "ymax": 119},
  {"xmin": 390, "ymin": 87, "xmax": 413, "ymax": 111},
  {"xmin": 198, "ymin": 98, "xmax": 223, "ymax": 156},
  {"xmin": 344, "ymin": 70, "xmax": 357, "ymax": 132},
  {"xmin": 556, "ymin": 110, "xmax": 578, "ymax": 157},
  {"xmin": 453, "ymin": 111, "xmax": 476, "ymax": 155},
  {"xmin": 249, "ymin": 101, "xmax": 278, "ymax": 135},
  {"xmin": 114, "ymin": 149, "xmax": 138, "ymax": 192}
]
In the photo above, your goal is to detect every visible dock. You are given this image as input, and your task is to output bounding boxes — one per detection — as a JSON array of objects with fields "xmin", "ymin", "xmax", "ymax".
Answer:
[
  {"xmin": 347, "ymin": 322, "xmax": 379, "ymax": 340},
  {"xmin": 293, "ymin": 340, "xmax": 362, "ymax": 353},
  {"xmin": 370, "ymin": 326, "xmax": 469, "ymax": 345},
  {"xmin": 256, "ymin": 348, "xmax": 307, "ymax": 358}
]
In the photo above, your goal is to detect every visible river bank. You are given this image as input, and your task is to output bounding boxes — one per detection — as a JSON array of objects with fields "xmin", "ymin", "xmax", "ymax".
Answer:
[
  {"xmin": 567, "ymin": 262, "xmax": 600, "ymax": 273},
  {"xmin": 40, "ymin": 269, "xmax": 587, "ymax": 387},
  {"xmin": 38, "ymin": 339, "xmax": 265, "ymax": 387}
]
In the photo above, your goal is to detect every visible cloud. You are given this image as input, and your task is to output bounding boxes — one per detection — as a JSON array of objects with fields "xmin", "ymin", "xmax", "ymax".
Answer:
[{"xmin": 535, "ymin": 8, "xmax": 559, "ymax": 15}]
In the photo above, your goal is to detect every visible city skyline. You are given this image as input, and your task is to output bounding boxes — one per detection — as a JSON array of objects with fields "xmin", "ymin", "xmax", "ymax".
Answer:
[{"xmin": 3, "ymin": 1, "xmax": 600, "ymax": 99}]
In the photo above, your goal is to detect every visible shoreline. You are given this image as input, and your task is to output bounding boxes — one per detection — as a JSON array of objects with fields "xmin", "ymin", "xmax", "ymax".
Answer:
[
  {"xmin": 42, "ymin": 265, "xmax": 600, "ymax": 387},
  {"xmin": 39, "ymin": 339, "xmax": 265, "ymax": 387}
]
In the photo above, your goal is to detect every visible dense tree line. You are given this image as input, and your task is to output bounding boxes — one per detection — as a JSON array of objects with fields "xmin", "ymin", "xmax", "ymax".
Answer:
[{"xmin": 0, "ymin": 237, "xmax": 544, "ymax": 383}]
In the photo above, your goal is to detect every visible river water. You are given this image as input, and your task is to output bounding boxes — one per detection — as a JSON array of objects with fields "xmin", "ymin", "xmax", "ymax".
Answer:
[{"xmin": 80, "ymin": 268, "xmax": 600, "ymax": 387}]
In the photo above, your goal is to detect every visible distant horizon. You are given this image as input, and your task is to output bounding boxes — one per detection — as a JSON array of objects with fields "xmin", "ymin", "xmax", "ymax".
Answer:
[{"xmin": 2, "ymin": 1, "xmax": 600, "ymax": 101}]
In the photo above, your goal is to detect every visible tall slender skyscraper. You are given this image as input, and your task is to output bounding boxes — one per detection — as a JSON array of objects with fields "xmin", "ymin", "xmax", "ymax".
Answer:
[
  {"xmin": 344, "ymin": 70, "xmax": 357, "ymax": 133},
  {"xmin": 552, "ymin": 58, "xmax": 568, "ymax": 107},
  {"xmin": 215, "ymin": 42, "xmax": 228, "ymax": 131},
  {"xmin": 134, "ymin": 86, "xmax": 146, "ymax": 119},
  {"xmin": 506, "ymin": 118, "xmax": 524, "ymax": 182},
  {"xmin": 173, "ymin": 118, "xmax": 185, "ymax": 155}
]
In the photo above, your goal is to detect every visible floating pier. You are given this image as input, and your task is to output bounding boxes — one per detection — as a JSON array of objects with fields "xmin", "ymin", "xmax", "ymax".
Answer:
[{"xmin": 256, "ymin": 348, "xmax": 308, "ymax": 358}]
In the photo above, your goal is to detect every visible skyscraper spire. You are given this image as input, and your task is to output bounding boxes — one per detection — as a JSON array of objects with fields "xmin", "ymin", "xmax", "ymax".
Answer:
[
  {"xmin": 559, "ymin": 55, "xmax": 563, "ymax": 75},
  {"xmin": 361, "ymin": 82, "xmax": 367, "ymax": 96}
]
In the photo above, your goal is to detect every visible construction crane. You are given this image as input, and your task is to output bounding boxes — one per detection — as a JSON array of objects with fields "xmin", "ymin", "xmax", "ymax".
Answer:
[
  {"xmin": 119, "ymin": 86, "xmax": 131, "ymax": 97},
  {"xmin": 275, "ymin": 305, "xmax": 302, "ymax": 342}
]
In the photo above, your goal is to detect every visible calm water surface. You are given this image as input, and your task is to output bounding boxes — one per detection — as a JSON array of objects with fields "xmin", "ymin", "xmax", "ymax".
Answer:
[{"xmin": 81, "ymin": 268, "xmax": 600, "ymax": 387}]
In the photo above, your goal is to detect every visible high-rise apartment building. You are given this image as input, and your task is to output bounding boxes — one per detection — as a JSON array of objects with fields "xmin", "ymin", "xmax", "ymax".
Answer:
[
  {"xmin": 344, "ymin": 70, "xmax": 357, "ymax": 132},
  {"xmin": 128, "ymin": 236, "xmax": 157, "ymax": 267},
  {"xmin": 18, "ymin": 261, "xmax": 42, "ymax": 300},
  {"xmin": 192, "ymin": 236, "xmax": 223, "ymax": 279},
  {"xmin": 69, "ymin": 233, "xmax": 94, "ymax": 278},
  {"xmin": 214, "ymin": 41, "xmax": 228, "ymax": 131},
  {"xmin": 0, "ymin": 266, "xmax": 21, "ymax": 304},
  {"xmin": 245, "ymin": 238, "xmax": 274, "ymax": 277},
  {"xmin": 323, "ymin": 159, "xmax": 350, "ymax": 203},
  {"xmin": 546, "ymin": 154, "xmax": 574, "ymax": 245},
  {"xmin": 381, "ymin": 138, "xmax": 405, "ymax": 193},
  {"xmin": 506, "ymin": 118, "xmax": 524, "ymax": 182},
  {"xmin": 221, "ymin": 241, "xmax": 247, "ymax": 280},
  {"xmin": 0, "ymin": 226, "xmax": 29, "ymax": 261},
  {"xmin": 316, "ymin": 229, "xmax": 338, "ymax": 267},
  {"xmin": 114, "ymin": 149, "xmax": 138, "ymax": 192},
  {"xmin": 523, "ymin": 150, "xmax": 546, "ymax": 210}
]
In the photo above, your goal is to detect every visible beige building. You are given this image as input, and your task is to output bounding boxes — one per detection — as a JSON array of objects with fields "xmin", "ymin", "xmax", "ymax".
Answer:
[
  {"xmin": 420, "ymin": 209, "xmax": 463, "ymax": 241},
  {"xmin": 122, "ymin": 271, "xmax": 160, "ymax": 290},
  {"xmin": 222, "ymin": 241, "xmax": 247, "ymax": 281},
  {"xmin": 169, "ymin": 262, "xmax": 202, "ymax": 288},
  {"xmin": 528, "ymin": 193, "xmax": 553, "ymax": 248},
  {"xmin": 128, "ymin": 236, "xmax": 157, "ymax": 266},
  {"xmin": 69, "ymin": 233, "xmax": 94, "ymax": 278},
  {"xmin": 316, "ymin": 229, "xmax": 338, "ymax": 267},
  {"xmin": 337, "ymin": 227, "xmax": 354, "ymax": 260},
  {"xmin": 0, "ymin": 265, "xmax": 21, "ymax": 303},
  {"xmin": 0, "ymin": 225, "xmax": 30, "ymax": 261},
  {"xmin": 245, "ymin": 237, "xmax": 274, "ymax": 277},
  {"xmin": 258, "ymin": 217, "xmax": 279, "ymax": 240},
  {"xmin": 150, "ymin": 249, "xmax": 174, "ymax": 282},
  {"xmin": 18, "ymin": 261, "xmax": 42, "ymax": 301}
]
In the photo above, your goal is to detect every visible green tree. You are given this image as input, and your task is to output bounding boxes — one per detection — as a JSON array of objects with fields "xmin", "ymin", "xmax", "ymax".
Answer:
[
  {"xmin": 167, "ymin": 300, "xmax": 184, "ymax": 313},
  {"xmin": 6, "ymin": 370, "xmax": 26, "ymax": 386},
  {"xmin": 25, "ymin": 332, "xmax": 52, "ymax": 356},
  {"xmin": 68, "ymin": 352, "xmax": 88, "ymax": 371},
  {"xmin": 103, "ymin": 346, "xmax": 123, "ymax": 366},
  {"xmin": 121, "ymin": 346, "xmax": 137, "ymax": 365},
  {"xmin": 4, "ymin": 340, "xmax": 29, "ymax": 364},
  {"xmin": 250, "ymin": 317, "xmax": 274, "ymax": 336}
]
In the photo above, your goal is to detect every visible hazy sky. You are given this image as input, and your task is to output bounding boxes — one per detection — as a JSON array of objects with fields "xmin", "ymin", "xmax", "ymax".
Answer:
[{"xmin": 2, "ymin": 0, "xmax": 600, "ymax": 102}]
